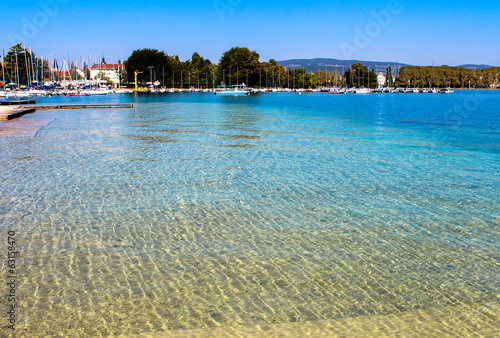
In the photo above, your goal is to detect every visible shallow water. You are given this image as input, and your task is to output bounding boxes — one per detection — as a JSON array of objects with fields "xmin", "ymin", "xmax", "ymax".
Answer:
[{"xmin": 0, "ymin": 91, "xmax": 499, "ymax": 337}]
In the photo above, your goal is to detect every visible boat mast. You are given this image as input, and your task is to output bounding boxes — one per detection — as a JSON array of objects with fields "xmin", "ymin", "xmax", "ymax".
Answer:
[
  {"xmin": 30, "ymin": 46, "xmax": 35, "ymax": 85},
  {"xmin": 265, "ymin": 68, "xmax": 267, "ymax": 89},
  {"xmin": 15, "ymin": 47, "xmax": 19, "ymax": 88},
  {"xmin": 1, "ymin": 50, "xmax": 5, "ymax": 88},
  {"xmin": 24, "ymin": 48, "xmax": 30, "ymax": 87},
  {"xmin": 50, "ymin": 52, "xmax": 53, "ymax": 84},
  {"xmin": 28, "ymin": 48, "xmax": 33, "ymax": 86},
  {"xmin": 41, "ymin": 55, "xmax": 44, "ymax": 84}
]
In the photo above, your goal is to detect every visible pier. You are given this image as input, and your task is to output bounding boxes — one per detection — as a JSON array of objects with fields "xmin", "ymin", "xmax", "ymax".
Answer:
[
  {"xmin": 0, "ymin": 100, "xmax": 37, "ymax": 106},
  {"xmin": 0, "ymin": 101, "xmax": 133, "ymax": 120},
  {"xmin": 31, "ymin": 104, "xmax": 134, "ymax": 110},
  {"xmin": 0, "ymin": 106, "xmax": 37, "ymax": 120}
]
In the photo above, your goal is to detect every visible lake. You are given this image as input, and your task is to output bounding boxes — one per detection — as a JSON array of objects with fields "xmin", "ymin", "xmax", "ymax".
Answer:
[{"xmin": 0, "ymin": 90, "xmax": 498, "ymax": 336}]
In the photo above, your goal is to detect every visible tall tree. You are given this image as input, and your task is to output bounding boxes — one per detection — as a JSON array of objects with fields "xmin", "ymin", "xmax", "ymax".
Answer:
[
  {"xmin": 218, "ymin": 47, "xmax": 260, "ymax": 87},
  {"xmin": 83, "ymin": 62, "xmax": 90, "ymax": 80},
  {"xmin": 344, "ymin": 63, "xmax": 369, "ymax": 88},
  {"xmin": 385, "ymin": 66, "xmax": 394, "ymax": 87},
  {"xmin": 5, "ymin": 43, "xmax": 30, "ymax": 86},
  {"xmin": 124, "ymin": 48, "xmax": 171, "ymax": 84},
  {"xmin": 369, "ymin": 69, "xmax": 378, "ymax": 88},
  {"xmin": 184, "ymin": 52, "xmax": 212, "ymax": 88}
]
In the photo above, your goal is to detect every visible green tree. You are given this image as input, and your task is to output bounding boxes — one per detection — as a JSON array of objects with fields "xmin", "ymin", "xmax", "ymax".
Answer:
[
  {"xmin": 83, "ymin": 62, "xmax": 90, "ymax": 80},
  {"xmin": 70, "ymin": 61, "xmax": 84, "ymax": 80},
  {"xmin": 385, "ymin": 66, "xmax": 394, "ymax": 87},
  {"xmin": 218, "ymin": 47, "xmax": 260, "ymax": 87},
  {"xmin": 344, "ymin": 63, "xmax": 369, "ymax": 88},
  {"xmin": 4, "ymin": 43, "xmax": 30, "ymax": 86},
  {"xmin": 314, "ymin": 70, "xmax": 340, "ymax": 87},
  {"xmin": 369, "ymin": 69, "xmax": 378, "ymax": 88},
  {"xmin": 124, "ymin": 48, "xmax": 171, "ymax": 84},
  {"xmin": 183, "ymin": 52, "xmax": 212, "ymax": 88},
  {"xmin": 394, "ymin": 65, "xmax": 500, "ymax": 89}
]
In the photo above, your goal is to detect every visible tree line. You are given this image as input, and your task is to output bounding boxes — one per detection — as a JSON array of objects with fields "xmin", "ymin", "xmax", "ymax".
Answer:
[
  {"xmin": 396, "ymin": 65, "xmax": 500, "ymax": 88},
  {"xmin": 125, "ymin": 47, "xmax": 325, "ymax": 89},
  {"xmin": 2, "ymin": 42, "xmax": 499, "ymax": 89},
  {"xmin": 125, "ymin": 47, "xmax": 499, "ymax": 89}
]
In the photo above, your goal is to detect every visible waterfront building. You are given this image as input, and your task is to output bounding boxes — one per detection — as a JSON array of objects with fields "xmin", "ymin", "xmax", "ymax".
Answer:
[
  {"xmin": 377, "ymin": 72, "xmax": 386, "ymax": 88},
  {"xmin": 90, "ymin": 61, "xmax": 125, "ymax": 88}
]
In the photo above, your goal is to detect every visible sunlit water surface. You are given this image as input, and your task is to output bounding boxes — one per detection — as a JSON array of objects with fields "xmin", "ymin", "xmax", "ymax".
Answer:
[{"xmin": 0, "ymin": 91, "xmax": 499, "ymax": 337}]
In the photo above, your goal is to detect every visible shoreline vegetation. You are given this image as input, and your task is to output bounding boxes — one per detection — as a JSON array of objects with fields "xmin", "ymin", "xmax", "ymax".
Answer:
[{"xmin": 1, "ymin": 43, "xmax": 499, "ymax": 90}]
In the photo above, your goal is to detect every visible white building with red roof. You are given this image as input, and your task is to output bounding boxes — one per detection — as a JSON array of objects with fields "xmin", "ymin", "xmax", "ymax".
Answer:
[{"xmin": 90, "ymin": 61, "xmax": 125, "ymax": 87}]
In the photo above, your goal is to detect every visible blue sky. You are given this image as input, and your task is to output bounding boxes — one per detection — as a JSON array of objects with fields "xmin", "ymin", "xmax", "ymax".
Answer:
[{"xmin": 1, "ymin": 0, "xmax": 499, "ymax": 67}]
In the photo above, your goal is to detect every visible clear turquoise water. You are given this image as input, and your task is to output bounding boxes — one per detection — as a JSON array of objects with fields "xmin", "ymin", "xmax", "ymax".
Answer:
[{"xmin": 0, "ymin": 91, "xmax": 499, "ymax": 336}]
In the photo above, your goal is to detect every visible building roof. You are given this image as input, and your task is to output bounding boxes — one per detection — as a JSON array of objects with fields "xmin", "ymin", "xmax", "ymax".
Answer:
[
  {"xmin": 90, "ymin": 63, "xmax": 125, "ymax": 70},
  {"xmin": 54, "ymin": 71, "xmax": 71, "ymax": 77}
]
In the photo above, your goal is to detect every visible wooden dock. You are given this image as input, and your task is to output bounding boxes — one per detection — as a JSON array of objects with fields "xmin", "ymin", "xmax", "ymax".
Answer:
[
  {"xmin": 0, "ymin": 102, "xmax": 133, "ymax": 120},
  {"xmin": 32, "ymin": 104, "xmax": 133, "ymax": 110},
  {"xmin": 0, "ymin": 107, "xmax": 37, "ymax": 120},
  {"xmin": 0, "ymin": 100, "xmax": 37, "ymax": 105}
]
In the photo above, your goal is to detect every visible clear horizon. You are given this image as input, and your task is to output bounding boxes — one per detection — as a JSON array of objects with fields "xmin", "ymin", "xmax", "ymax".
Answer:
[{"xmin": 1, "ymin": 0, "xmax": 499, "ymax": 67}]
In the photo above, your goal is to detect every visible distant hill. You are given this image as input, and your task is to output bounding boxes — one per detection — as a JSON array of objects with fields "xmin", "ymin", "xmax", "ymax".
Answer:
[
  {"xmin": 457, "ymin": 64, "xmax": 493, "ymax": 70},
  {"xmin": 277, "ymin": 58, "xmax": 409, "ymax": 75},
  {"xmin": 277, "ymin": 58, "xmax": 496, "ymax": 74}
]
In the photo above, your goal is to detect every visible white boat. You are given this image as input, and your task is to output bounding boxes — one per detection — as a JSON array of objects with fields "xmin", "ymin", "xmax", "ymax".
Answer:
[
  {"xmin": 354, "ymin": 88, "xmax": 373, "ymax": 94},
  {"xmin": 90, "ymin": 89, "xmax": 111, "ymax": 95},
  {"xmin": 116, "ymin": 89, "xmax": 134, "ymax": 94},
  {"xmin": 439, "ymin": 88, "xmax": 454, "ymax": 94},
  {"xmin": 27, "ymin": 89, "xmax": 47, "ymax": 96},
  {"xmin": 328, "ymin": 88, "xmax": 346, "ymax": 94},
  {"xmin": 214, "ymin": 84, "xmax": 250, "ymax": 96}
]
